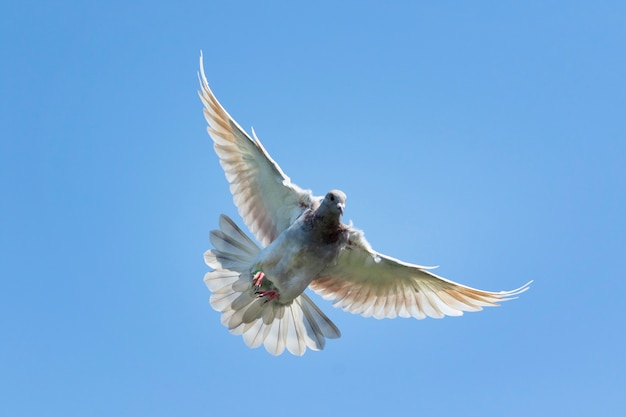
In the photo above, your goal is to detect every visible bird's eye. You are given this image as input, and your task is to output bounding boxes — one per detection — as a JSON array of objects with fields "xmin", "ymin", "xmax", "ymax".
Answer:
[{"xmin": 329, "ymin": 194, "xmax": 335, "ymax": 201}]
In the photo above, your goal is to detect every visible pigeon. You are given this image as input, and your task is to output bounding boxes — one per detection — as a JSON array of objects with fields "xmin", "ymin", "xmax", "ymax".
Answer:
[{"xmin": 198, "ymin": 54, "xmax": 531, "ymax": 356}]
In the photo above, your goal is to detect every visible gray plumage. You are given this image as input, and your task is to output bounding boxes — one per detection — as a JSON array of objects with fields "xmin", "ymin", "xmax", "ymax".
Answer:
[{"xmin": 198, "ymin": 53, "xmax": 531, "ymax": 356}]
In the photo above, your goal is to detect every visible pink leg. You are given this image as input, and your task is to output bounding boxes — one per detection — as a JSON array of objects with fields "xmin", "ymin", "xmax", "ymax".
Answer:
[
  {"xmin": 252, "ymin": 270, "xmax": 265, "ymax": 288},
  {"xmin": 256, "ymin": 290, "xmax": 280, "ymax": 303}
]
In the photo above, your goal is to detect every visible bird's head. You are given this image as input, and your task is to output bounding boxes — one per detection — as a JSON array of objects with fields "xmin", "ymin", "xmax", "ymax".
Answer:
[{"xmin": 322, "ymin": 190, "xmax": 346, "ymax": 217}]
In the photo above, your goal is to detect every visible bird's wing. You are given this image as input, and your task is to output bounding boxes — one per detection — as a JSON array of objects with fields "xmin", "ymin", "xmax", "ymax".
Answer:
[
  {"xmin": 310, "ymin": 228, "xmax": 532, "ymax": 319},
  {"xmin": 198, "ymin": 53, "xmax": 317, "ymax": 246}
]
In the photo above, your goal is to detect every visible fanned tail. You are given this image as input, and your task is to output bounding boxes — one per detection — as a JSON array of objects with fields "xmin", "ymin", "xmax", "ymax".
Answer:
[{"xmin": 204, "ymin": 214, "xmax": 340, "ymax": 356}]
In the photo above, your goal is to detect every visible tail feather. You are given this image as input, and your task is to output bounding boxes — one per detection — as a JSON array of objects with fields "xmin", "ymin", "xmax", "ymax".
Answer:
[
  {"xmin": 285, "ymin": 306, "xmax": 307, "ymax": 355},
  {"xmin": 204, "ymin": 214, "xmax": 341, "ymax": 355},
  {"xmin": 265, "ymin": 308, "xmax": 287, "ymax": 355},
  {"xmin": 300, "ymin": 293, "xmax": 341, "ymax": 340},
  {"xmin": 242, "ymin": 319, "xmax": 265, "ymax": 348},
  {"xmin": 241, "ymin": 298, "xmax": 266, "ymax": 323},
  {"xmin": 203, "ymin": 250, "xmax": 220, "ymax": 270},
  {"xmin": 207, "ymin": 214, "xmax": 260, "ymax": 271},
  {"xmin": 203, "ymin": 270, "xmax": 240, "ymax": 293},
  {"xmin": 208, "ymin": 286, "xmax": 240, "ymax": 311}
]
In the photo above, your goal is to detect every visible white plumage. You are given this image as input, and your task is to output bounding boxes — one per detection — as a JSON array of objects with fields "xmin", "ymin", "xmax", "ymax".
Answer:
[{"xmin": 198, "ymin": 53, "xmax": 531, "ymax": 356}]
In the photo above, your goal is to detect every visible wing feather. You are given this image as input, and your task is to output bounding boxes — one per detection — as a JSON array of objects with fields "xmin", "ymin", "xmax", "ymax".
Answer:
[
  {"xmin": 310, "ymin": 228, "xmax": 532, "ymax": 320},
  {"xmin": 199, "ymin": 53, "xmax": 318, "ymax": 246}
]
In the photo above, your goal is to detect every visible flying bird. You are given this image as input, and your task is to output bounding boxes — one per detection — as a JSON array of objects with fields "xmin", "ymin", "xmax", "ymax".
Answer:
[{"xmin": 198, "ymin": 54, "xmax": 531, "ymax": 356}]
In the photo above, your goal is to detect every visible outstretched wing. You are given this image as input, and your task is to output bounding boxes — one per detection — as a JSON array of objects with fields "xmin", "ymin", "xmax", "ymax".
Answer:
[
  {"xmin": 198, "ymin": 53, "xmax": 318, "ymax": 246},
  {"xmin": 310, "ymin": 229, "xmax": 532, "ymax": 319}
]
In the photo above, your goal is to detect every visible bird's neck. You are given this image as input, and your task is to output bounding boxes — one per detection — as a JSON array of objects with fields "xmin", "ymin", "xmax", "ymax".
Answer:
[{"xmin": 305, "ymin": 211, "xmax": 344, "ymax": 244}]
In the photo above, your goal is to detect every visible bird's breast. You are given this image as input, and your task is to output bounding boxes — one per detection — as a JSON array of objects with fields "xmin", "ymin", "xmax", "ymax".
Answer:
[{"xmin": 254, "ymin": 228, "xmax": 344, "ymax": 303}]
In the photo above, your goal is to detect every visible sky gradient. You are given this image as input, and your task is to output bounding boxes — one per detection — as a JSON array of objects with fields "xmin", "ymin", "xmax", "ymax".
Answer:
[{"xmin": 2, "ymin": 1, "xmax": 625, "ymax": 416}]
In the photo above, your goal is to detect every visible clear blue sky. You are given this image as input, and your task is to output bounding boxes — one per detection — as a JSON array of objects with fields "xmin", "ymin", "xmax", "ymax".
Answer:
[{"xmin": 2, "ymin": 1, "xmax": 625, "ymax": 416}]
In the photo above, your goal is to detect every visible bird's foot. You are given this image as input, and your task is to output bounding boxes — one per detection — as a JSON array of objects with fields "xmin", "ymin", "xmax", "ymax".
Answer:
[
  {"xmin": 252, "ymin": 269, "xmax": 265, "ymax": 289},
  {"xmin": 255, "ymin": 289, "xmax": 280, "ymax": 303},
  {"xmin": 252, "ymin": 269, "xmax": 279, "ymax": 302}
]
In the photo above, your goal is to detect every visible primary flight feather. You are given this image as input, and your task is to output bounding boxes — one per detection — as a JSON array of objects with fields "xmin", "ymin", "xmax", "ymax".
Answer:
[{"xmin": 198, "ymin": 53, "xmax": 531, "ymax": 356}]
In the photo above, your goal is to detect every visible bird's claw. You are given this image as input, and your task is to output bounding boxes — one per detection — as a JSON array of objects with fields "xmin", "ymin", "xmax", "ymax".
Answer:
[
  {"xmin": 255, "ymin": 289, "xmax": 280, "ymax": 303},
  {"xmin": 252, "ymin": 269, "xmax": 278, "ymax": 302},
  {"xmin": 252, "ymin": 269, "xmax": 265, "ymax": 289}
]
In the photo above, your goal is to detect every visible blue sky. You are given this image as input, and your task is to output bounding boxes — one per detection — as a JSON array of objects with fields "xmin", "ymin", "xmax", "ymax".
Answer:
[{"xmin": 1, "ymin": 1, "xmax": 625, "ymax": 416}]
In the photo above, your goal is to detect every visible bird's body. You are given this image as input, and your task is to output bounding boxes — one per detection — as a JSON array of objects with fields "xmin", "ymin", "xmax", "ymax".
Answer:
[
  {"xmin": 251, "ymin": 192, "xmax": 348, "ymax": 303},
  {"xmin": 198, "ymin": 53, "xmax": 531, "ymax": 356}
]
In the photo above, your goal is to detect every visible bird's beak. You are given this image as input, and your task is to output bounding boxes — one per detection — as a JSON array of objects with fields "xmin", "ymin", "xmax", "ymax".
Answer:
[{"xmin": 338, "ymin": 203, "xmax": 344, "ymax": 216}]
